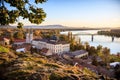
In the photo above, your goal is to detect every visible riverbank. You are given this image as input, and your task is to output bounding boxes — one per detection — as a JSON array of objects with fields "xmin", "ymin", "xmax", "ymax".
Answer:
[
  {"xmin": 98, "ymin": 29, "xmax": 120, "ymax": 37},
  {"xmin": 60, "ymin": 30, "xmax": 120, "ymax": 54}
]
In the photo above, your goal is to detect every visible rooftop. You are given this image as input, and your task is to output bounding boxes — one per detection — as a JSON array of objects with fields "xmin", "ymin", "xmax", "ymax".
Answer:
[
  {"xmin": 71, "ymin": 50, "xmax": 88, "ymax": 56},
  {"xmin": 33, "ymin": 38, "xmax": 69, "ymax": 45},
  {"xmin": 0, "ymin": 37, "xmax": 10, "ymax": 41},
  {"xmin": 14, "ymin": 39, "xmax": 26, "ymax": 43},
  {"xmin": 41, "ymin": 48, "xmax": 49, "ymax": 53}
]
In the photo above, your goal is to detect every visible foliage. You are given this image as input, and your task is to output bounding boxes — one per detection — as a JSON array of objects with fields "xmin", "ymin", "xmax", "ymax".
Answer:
[
  {"xmin": 45, "ymin": 63, "xmax": 61, "ymax": 68},
  {"xmin": 59, "ymin": 34, "xmax": 69, "ymax": 41},
  {"xmin": 98, "ymin": 31, "xmax": 120, "ymax": 37},
  {"xmin": 13, "ymin": 31, "xmax": 24, "ymax": 39},
  {"xmin": 102, "ymin": 47, "xmax": 110, "ymax": 66},
  {"xmin": 92, "ymin": 56, "xmax": 98, "ymax": 66},
  {"xmin": 0, "ymin": 0, "xmax": 47, "ymax": 25},
  {"xmin": 83, "ymin": 68, "xmax": 97, "ymax": 77},
  {"xmin": 0, "ymin": 45, "xmax": 9, "ymax": 53},
  {"xmin": 49, "ymin": 73, "xmax": 62, "ymax": 80},
  {"xmin": 109, "ymin": 55, "xmax": 120, "ymax": 62},
  {"xmin": 17, "ymin": 22, "xmax": 23, "ymax": 29}
]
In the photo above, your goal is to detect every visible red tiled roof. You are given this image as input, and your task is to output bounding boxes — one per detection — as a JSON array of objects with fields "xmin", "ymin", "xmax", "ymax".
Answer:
[
  {"xmin": 14, "ymin": 39, "xmax": 26, "ymax": 43},
  {"xmin": 41, "ymin": 48, "xmax": 49, "ymax": 53},
  {"xmin": 12, "ymin": 43, "xmax": 32, "ymax": 50},
  {"xmin": 0, "ymin": 37, "xmax": 10, "ymax": 41}
]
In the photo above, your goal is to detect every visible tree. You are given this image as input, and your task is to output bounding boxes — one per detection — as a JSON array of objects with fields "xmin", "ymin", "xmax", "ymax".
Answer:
[
  {"xmin": 92, "ymin": 56, "xmax": 98, "ymax": 66},
  {"xmin": 0, "ymin": 0, "xmax": 47, "ymax": 25},
  {"xmin": 34, "ymin": 30, "xmax": 41, "ymax": 36},
  {"xmin": 14, "ymin": 31, "xmax": 24, "ymax": 39},
  {"xmin": 17, "ymin": 22, "xmax": 23, "ymax": 29},
  {"xmin": 96, "ymin": 45, "xmax": 103, "ymax": 56},
  {"xmin": 102, "ymin": 47, "xmax": 110, "ymax": 66},
  {"xmin": 59, "ymin": 34, "xmax": 68, "ymax": 41},
  {"xmin": 9, "ymin": 32, "xmax": 14, "ymax": 44},
  {"xmin": 88, "ymin": 46, "xmax": 97, "ymax": 56}
]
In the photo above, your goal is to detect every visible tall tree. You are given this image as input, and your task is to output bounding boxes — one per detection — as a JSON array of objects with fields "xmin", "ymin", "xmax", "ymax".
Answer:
[
  {"xmin": 0, "ymin": 0, "xmax": 47, "ymax": 26},
  {"xmin": 102, "ymin": 47, "xmax": 110, "ymax": 66},
  {"xmin": 96, "ymin": 45, "xmax": 103, "ymax": 56},
  {"xmin": 17, "ymin": 22, "xmax": 23, "ymax": 29}
]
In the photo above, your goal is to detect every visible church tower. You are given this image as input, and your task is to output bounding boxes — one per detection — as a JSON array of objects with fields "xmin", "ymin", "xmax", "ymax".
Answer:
[
  {"xmin": 26, "ymin": 29, "xmax": 33, "ymax": 43},
  {"xmin": 30, "ymin": 29, "xmax": 33, "ymax": 43}
]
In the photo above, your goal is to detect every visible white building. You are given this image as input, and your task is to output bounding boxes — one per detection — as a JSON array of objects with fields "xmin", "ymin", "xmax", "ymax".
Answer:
[
  {"xmin": 32, "ymin": 39, "xmax": 70, "ymax": 54},
  {"xmin": 26, "ymin": 29, "xmax": 70, "ymax": 55}
]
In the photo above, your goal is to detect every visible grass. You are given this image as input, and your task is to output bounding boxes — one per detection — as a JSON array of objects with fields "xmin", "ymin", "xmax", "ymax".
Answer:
[
  {"xmin": 0, "ymin": 45, "xmax": 9, "ymax": 53},
  {"xmin": 44, "ymin": 63, "xmax": 61, "ymax": 68}
]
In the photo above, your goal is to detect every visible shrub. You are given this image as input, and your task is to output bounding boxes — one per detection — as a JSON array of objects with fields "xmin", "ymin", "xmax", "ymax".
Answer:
[
  {"xmin": 0, "ymin": 46, "xmax": 9, "ymax": 53},
  {"xmin": 44, "ymin": 63, "xmax": 61, "ymax": 68},
  {"xmin": 49, "ymin": 73, "xmax": 62, "ymax": 80}
]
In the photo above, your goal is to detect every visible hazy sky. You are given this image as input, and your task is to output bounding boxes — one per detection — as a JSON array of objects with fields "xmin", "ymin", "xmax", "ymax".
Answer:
[{"xmin": 11, "ymin": 0, "xmax": 120, "ymax": 27}]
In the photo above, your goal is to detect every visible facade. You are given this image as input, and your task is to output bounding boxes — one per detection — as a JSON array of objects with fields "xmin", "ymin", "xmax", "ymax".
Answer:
[{"xmin": 32, "ymin": 39, "xmax": 70, "ymax": 54}]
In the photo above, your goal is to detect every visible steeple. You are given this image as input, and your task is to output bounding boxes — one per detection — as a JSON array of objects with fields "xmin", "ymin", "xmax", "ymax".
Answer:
[
  {"xmin": 30, "ymin": 28, "xmax": 33, "ymax": 43},
  {"xmin": 26, "ymin": 28, "xmax": 33, "ymax": 43}
]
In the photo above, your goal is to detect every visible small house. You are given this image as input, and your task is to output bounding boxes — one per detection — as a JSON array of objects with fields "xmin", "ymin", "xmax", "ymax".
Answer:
[
  {"xmin": 71, "ymin": 50, "xmax": 88, "ymax": 58},
  {"xmin": 0, "ymin": 37, "xmax": 10, "ymax": 45}
]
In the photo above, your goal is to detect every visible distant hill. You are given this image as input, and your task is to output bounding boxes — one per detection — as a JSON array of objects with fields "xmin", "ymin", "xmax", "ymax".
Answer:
[
  {"xmin": 24, "ymin": 25, "xmax": 69, "ymax": 29},
  {"xmin": 0, "ymin": 25, "xmax": 69, "ymax": 29}
]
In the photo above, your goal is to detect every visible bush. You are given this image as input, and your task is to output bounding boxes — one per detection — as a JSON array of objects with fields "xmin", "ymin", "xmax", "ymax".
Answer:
[
  {"xmin": 49, "ymin": 73, "xmax": 62, "ymax": 80},
  {"xmin": 44, "ymin": 63, "xmax": 61, "ymax": 68},
  {"xmin": 0, "ymin": 46, "xmax": 9, "ymax": 53}
]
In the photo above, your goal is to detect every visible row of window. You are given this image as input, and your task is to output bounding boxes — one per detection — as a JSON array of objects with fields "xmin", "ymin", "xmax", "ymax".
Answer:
[{"xmin": 32, "ymin": 41, "xmax": 70, "ymax": 53}]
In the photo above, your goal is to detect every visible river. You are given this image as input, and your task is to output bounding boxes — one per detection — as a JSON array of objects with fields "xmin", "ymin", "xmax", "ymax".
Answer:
[{"xmin": 60, "ymin": 30, "xmax": 120, "ymax": 54}]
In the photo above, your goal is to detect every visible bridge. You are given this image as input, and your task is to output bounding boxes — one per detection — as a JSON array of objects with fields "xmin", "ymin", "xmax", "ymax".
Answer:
[
  {"xmin": 73, "ymin": 32, "xmax": 97, "ymax": 36},
  {"xmin": 73, "ymin": 32, "xmax": 115, "ymax": 42}
]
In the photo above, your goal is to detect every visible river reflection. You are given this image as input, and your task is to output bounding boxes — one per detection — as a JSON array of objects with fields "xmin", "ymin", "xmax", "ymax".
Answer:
[{"xmin": 60, "ymin": 30, "xmax": 120, "ymax": 54}]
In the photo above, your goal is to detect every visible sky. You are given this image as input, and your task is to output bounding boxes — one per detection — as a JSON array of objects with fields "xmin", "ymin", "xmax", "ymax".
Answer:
[{"xmin": 10, "ymin": 0, "xmax": 120, "ymax": 28}]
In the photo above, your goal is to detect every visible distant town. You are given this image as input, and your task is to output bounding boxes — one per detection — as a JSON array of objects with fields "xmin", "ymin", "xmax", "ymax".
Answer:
[{"xmin": 0, "ymin": 26, "xmax": 120, "ymax": 80}]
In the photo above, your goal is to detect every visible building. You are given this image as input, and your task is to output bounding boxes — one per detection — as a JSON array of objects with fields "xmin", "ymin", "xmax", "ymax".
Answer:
[
  {"xmin": 41, "ymin": 48, "xmax": 52, "ymax": 56},
  {"xmin": 12, "ymin": 43, "xmax": 32, "ymax": 53},
  {"xmin": 32, "ymin": 38, "xmax": 70, "ymax": 54},
  {"xmin": 71, "ymin": 50, "xmax": 88, "ymax": 58},
  {"xmin": 0, "ymin": 37, "xmax": 10, "ymax": 45},
  {"xmin": 32, "ymin": 35, "xmax": 70, "ymax": 54},
  {"xmin": 63, "ymin": 50, "xmax": 88, "ymax": 59},
  {"xmin": 25, "ymin": 29, "xmax": 70, "ymax": 55},
  {"xmin": 13, "ymin": 39, "xmax": 26, "ymax": 45}
]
